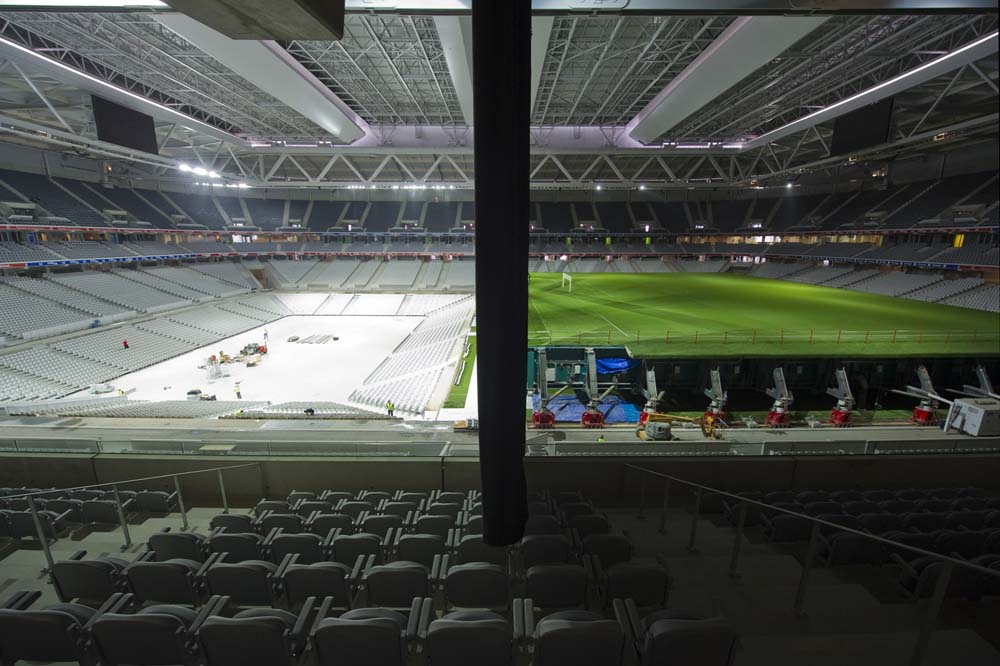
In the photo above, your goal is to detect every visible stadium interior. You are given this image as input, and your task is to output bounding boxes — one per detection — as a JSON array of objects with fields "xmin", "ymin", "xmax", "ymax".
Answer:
[{"xmin": 0, "ymin": 1, "xmax": 998, "ymax": 665}]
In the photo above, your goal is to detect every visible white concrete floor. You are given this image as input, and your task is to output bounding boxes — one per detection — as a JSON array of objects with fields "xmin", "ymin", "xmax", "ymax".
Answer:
[{"xmin": 101, "ymin": 315, "xmax": 423, "ymax": 407}]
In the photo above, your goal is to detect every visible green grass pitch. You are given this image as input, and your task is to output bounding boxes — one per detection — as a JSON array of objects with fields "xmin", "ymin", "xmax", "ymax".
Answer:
[{"xmin": 527, "ymin": 272, "xmax": 1000, "ymax": 358}]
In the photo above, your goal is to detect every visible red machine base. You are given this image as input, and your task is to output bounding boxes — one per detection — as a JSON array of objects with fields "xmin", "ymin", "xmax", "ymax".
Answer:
[
  {"xmin": 581, "ymin": 411, "xmax": 605, "ymax": 428},
  {"xmin": 911, "ymin": 407, "xmax": 936, "ymax": 426},
  {"xmin": 704, "ymin": 410, "xmax": 727, "ymax": 423},
  {"xmin": 766, "ymin": 411, "xmax": 790, "ymax": 427},
  {"xmin": 829, "ymin": 409, "xmax": 852, "ymax": 427},
  {"xmin": 532, "ymin": 411, "xmax": 555, "ymax": 428}
]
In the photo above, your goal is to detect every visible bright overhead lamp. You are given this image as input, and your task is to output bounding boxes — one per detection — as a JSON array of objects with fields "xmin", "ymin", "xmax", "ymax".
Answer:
[
  {"xmin": 0, "ymin": 1, "xmax": 166, "ymax": 6},
  {"xmin": 178, "ymin": 163, "xmax": 192, "ymax": 172},
  {"xmin": 192, "ymin": 166, "xmax": 208, "ymax": 176}
]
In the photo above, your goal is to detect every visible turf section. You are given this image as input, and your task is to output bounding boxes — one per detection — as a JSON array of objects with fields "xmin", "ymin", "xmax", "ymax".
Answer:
[
  {"xmin": 528, "ymin": 272, "xmax": 999, "ymax": 358},
  {"xmin": 444, "ymin": 333, "xmax": 476, "ymax": 408}
]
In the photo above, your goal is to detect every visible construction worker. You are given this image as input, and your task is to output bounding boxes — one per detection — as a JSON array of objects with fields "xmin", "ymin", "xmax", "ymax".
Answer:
[
  {"xmin": 234, "ymin": 382, "xmax": 242, "ymax": 400},
  {"xmin": 386, "ymin": 400, "xmax": 394, "ymax": 417},
  {"xmin": 596, "ymin": 434, "xmax": 606, "ymax": 443},
  {"xmin": 122, "ymin": 339, "xmax": 129, "ymax": 350},
  {"xmin": 263, "ymin": 329, "xmax": 269, "ymax": 343}
]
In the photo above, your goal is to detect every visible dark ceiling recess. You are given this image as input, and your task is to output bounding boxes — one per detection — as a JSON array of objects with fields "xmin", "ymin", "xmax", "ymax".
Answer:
[{"xmin": 163, "ymin": 0, "xmax": 345, "ymax": 40}]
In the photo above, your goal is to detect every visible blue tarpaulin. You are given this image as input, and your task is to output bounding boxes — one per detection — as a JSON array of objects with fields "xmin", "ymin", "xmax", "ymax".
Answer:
[
  {"xmin": 595, "ymin": 357, "xmax": 638, "ymax": 374},
  {"xmin": 532, "ymin": 394, "xmax": 641, "ymax": 423}
]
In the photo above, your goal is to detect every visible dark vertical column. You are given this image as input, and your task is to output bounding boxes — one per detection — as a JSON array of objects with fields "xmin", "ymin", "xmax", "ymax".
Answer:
[{"xmin": 473, "ymin": 0, "xmax": 530, "ymax": 546}]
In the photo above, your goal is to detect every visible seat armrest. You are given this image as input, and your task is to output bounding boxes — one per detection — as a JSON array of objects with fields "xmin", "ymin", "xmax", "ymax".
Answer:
[
  {"xmin": 624, "ymin": 599, "xmax": 643, "ymax": 647},
  {"xmin": 290, "ymin": 596, "xmax": 315, "ymax": 652},
  {"xmin": 613, "ymin": 598, "xmax": 637, "ymax": 645},
  {"xmin": 311, "ymin": 596, "xmax": 336, "ymax": 637},
  {"xmin": 165, "ymin": 491, "xmax": 178, "ymax": 503},
  {"xmin": 275, "ymin": 553, "xmax": 296, "ymax": 579},
  {"xmin": 570, "ymin": 528, "xmax": 582, "ymax": 550},
  {"xmin": 263, "ymin": 527, "xmax": 282, "ymax": 546},
  {"xmin": 304, "ymin": 510, "xmax": 319, "ymax": 527},
  {"xmin": 889, "ymin": 553, "xmax": 917, "ymax": 575},
  {"xmin": 383, "ymin": 527, "xmax": 397, "ymax": 552},
  {"xmin": 196, "ymin": 552, "xmax": 222, "ymax": 578},
  {"xmin": 447, "ymin": 529, "xmax": 459, "ymax": 551},
  {"xmin": 3, "ymin": 590, "xmax": 41, "ymax": 611},
  {"xmin": 120, "ymin": 498, "xmax": 135, "ymax": 511},
  {"xmin": 406, "ymin": 597, "xmax": 424, "ymax": 641},
  {"xmin": 404, "ymin": 510, "xmax": 414, "ymax": 528},
  {"xmin": 321, "ymin": 529, "xmax": 336, "ymax": 549},
  {"xmin": 68, "ymin": 549, "xmax": 88, "ymax": 561},
  {"xmin": 523, "ymin": 598, "xmax": 534, "ymax": 640},
  {"xmin": 84, "ymin": 593, "xmax": 130, "ymax": 630},
  {"xmin": 588, "ymin": 553, "xmax": 602, "ymax": 583},
  {"xmin": 416, "ymin": 596, "xmax": 433, "ymax": 640},
  {"xmin": 350, "ymin": 555, "xmax": 366, "ymax": 585},
  {"xmin": 132, "ymin": 550, "xmax": 157, "ymax": 563},
  {"xmin": 54, "ymin": 508, "xmax": 75, "ymax": 524},
  {"xmin": 512, "ymin": 599, "xmax": 524, "ymax": 643},
  {"xmin": 191, "ymin": 596, "xmax": 228, "ymax": 635},
  {"xmin": 360, "ymin": 554, "xmax": 376, "ymax": 581},
  {"xmin": 431, "ymin": 554, "xmax": 442, "ymax": 584}
]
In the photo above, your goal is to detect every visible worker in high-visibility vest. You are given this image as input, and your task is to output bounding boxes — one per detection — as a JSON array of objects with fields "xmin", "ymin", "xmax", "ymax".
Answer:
[{"xmin": 386, "ymin": 400, "xmax": 394, "ymax": 417}]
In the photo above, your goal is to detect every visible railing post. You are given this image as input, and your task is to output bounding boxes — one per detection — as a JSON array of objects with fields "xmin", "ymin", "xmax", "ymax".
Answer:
[
  {"xmin": 218, "ymin": 469, "xmax": 229, "ymax": 514},
  {"xmin": 687, "ymin": 489, "xmax": 702, "ymax": 553},
  {"xmin": 658, "ymin": 479, "xmax": 670, "ymax": 534},
  {"xmin": 28, "ymin": 498, "xmax": 55, "ymax": 579},
  {"xmin": 910, "ymin": 561, "xmax": 953, "ymax": 666},
  {"xmin": 728, "ymin": 502, "xmax": 747, "ymax": 579},
  {"xmin": 637, "ymin": 473, "xmax": 647, "ymax": 520},
  {"xmin": 113, "ymin": 485, "xmax": 132, "ymax": 551},
  {"xmin": 794, "ymin": 522, "xmax": 821, "ymax": 616},
  {"xmin": 173, "ymin": 475, "xmax": 189, "ymax": 531}
]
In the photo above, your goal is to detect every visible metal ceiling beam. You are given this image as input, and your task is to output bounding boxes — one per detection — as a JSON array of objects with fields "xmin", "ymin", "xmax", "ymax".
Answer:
[
  {"xmin": 432, "ymin": 15, "xmax": 473, "ymax": 125},
  {"xmin": 0, "ymin": 32, "xmax": 244, "ymax": 146},
  {"xmin": 743, "ymin": 30, "xmax": 999, "ymax": 149},
  {"xmin": 529, "ymin": 16, "xmax": 554, "ymax": 112},
  {"xmin": 153, "ymin": 13, "xmax": 368, "ymax": 143},
  {"xmin": 625, "ymin": 15, "xmax": 830, "ymax": 144}
]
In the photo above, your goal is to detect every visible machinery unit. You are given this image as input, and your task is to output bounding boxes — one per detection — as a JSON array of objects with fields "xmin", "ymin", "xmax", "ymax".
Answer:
[
  {"xmin": 893, "ymin": 366, "xmax": 941, "ymax": 426},
  {"xmin": 639, "ymin": 367, "xmax": 662, "ymax": 425},
  {"xmin": 944, "ymin": 398, "xmax": 1000, "ymax": 437},
  {"xmin": 635, "ymin": 412, "xmax": 722, "ymax": 441},
  {"xmin": 704, "ymin": 368, "xmax": 728, "ymax": 422},
  {"xmin": 765, "ymin": 367, "xmax": 793, "ymax": 427},
  {"xmin": 826, "ymin": 368, "xmax": 855, "ymax": 427}
]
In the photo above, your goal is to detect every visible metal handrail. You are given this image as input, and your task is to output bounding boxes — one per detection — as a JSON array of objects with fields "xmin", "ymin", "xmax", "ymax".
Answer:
[
  {"xmin": 1, "ymin": 462, "xmax": 261, "ymax": 501},
  {"xmin": 624, "ymin": 463, "xmax": 1000, "ymax": 578}
]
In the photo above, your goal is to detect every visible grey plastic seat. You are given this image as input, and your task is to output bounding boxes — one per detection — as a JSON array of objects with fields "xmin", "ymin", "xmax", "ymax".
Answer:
[
  {"xmin": 69, "ymin": 489, "xmax": 104, "ymax": 501},
  {"xmin": 149, "ymin": 531, "xmax": 207, "ymax": 562},
  {"xmin": 396, "ymin": 534, "xmax": 446, "ymax": 569},
  {"xmin": 903, "ymin": 512, "xmax": 947, "ymax": 533},
  {"xmin": 444, "ymin": 563, "xmax": 509, "ymax": 612},
  {"xmin": 339, "ymin": 501, "xmax": 376, "ymax": 519},
  {"xmin": 268, "ymin": 533, "xmax": 327, "ymax": 565},
  {"xmin": 528, "ymin": 501, "xmax": 552, "ymax": 516},
  {"xmin": 332, "ymin": 533, "xmax": 384, "ymax": 566},
  {"xmin": 560, "ymin": 502, "xmax": 594, "ymax": 526},
  {"xmin": 525, "ymin": 564, "xmax": 587, "ymax": 613},
  {"xmin": 90, "ymin": 603, "xmax": 198, "ymax": 666},
  {"xmin": 456, "ymin": 535, "xmax": 508, "ymax": 568},
  {"xmin": 210, "ymin": 514, "xmax": 255, "ymax": 533},
  {"xmin": 312, "ymin": 605, "xmax": 411, "ymax": 666},
  {"xmin": 0, "ymin": 595, "xmax": 95, "ymax": 664},
  {"xmin": 360, "ymin": 491, "xmax": 394, "ymax": 505},
  {"xmin": 366, "ymin": 562, "xmax": 431, "ymax": 610},
  {"xmin": 843, "ymin": 501, "xmax": 882, "ymax": 516},
  {"xmin": 361, "ymin": 514, "xmax": 403, "ymax": 538},
  {"xmin": 7, "ymin": 509, "xmax": 70, "ymax": 540},
  {"xmin": 258, "ymin": 513, "xmax": 305, "ymax": 534},
  {"xmin": 135, "ymin": 490, "xmax": 178, "ymax": 514},
  {"xmin": 46, "ymin": 498, "xmax": 84, "ymax": 522},
  {"xmin": 282, "ymin": 561, "xmax": 354, "ymax": 612},
  {"xmin": 414, "ymin": 514, "xmax": 454, "ymax": 540},
  {"xmin": 125, "ymin": 558, "xmax": 203, "ymax": 606},
  {"xmin": 397, "ymin": 492, "xmax": 429, "ymax": 504},
  {"xmin": 819, "ymin": 532, "xmax": 889, "ymax": 566},
  {"xmin": 198, "ymin": 607, "xmax": 304, "ymax": 666},
  {"xmin": 320, "ymin": 491, "xmax": 355, "ymax": 505},
  {"xmin": 82, "ymin": 499, "xmax": 127, "ymax": 526},
  {"xmin": 204, "ymin": 560, "xmax": 278, "ymax": 607},
  {"xmin": 636, "ymin": 608, "xmax": 739, "ymax": 666},
  {"xmin": 286, "ymin": 490, "xmax": 316, "ymax": 505},
  {"xmin": 253, "ymin": 500, "xmax": 290, "ymax": 517},
  {"xmin": 533, "ymin": 609, "xmax": 624, "ymax": 666},
  {"xmin": 435, "ymin": 492, "xmax": 468, "ymax": 505},
  {"xmin": 582, "ymin": 534, "xmax": 632, "ymax": 568},
  {"xmin": 879, "ymin": 500, "xmax": 917, "ymax": 514},
  {"xmin": 602, "ymin": 563, "xmax": 669, "ymax": 611},
  {"xmin": 830, "ymin": 491, "xmax": 865, "ymax": 503},
  {"xmin": 464, "ymin": 514, "xmax": 484, "ymax": 534},
  {"xmin": 381, "ymin": 501, "xmax": 419, "ymax": 518},
  {"xmin": 524, "ymin": 514, "xmax": 561, "ymax": 535},
  {"xmin": 520, "ymin": 535, "xmax": 571, "ymax": 570},
  {"xmin": 296, "ymin": 500, "xmax": 333, "ymax": 517},
  {"xmin": 309, "ymin": 513, "xmax": 356, "ymax": 535},
  {"xmin": 427, "ymin": 502, "xmax": 462, "ymax": 520},
  {"xmin": 570, "ymin": 514, "xmax": 612, "ymax": 540},
  {"xmin": 52, "ymin": 552, "xmax": 128, "ymax": 605},
  {"xmin": 857, "ymin": 513, "xmax": 903, "ymax": 534},
  {"xmin": 425, "ymin": 610, "xmax": 512, "ymax": 666},
  {"xmin": 207, "ymin": 533, "xmax": 264, "ymax": 562}
]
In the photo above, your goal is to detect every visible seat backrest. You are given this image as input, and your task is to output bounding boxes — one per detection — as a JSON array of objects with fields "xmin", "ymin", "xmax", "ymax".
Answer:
[
  {"xmin": 535, "ymin": 611, "xmax": 623, "ymax": 666},
  {"xmin": 332, "ymin": 533, "xmax": 383, "ymax": 566},
  {"xmin": 361, "ymin": 514, "xmax": 402, "ymax": 538},
  {"xmin": 205, "ymin": 561, "xmax": 276, "ymax": 606},
  {"xmin": 583, "ymin": 534, "xmax": 632, "ymax": 568},
  {"xmin": 136, "ymin": 491, "xmax": 172, "ymax": 512},
  {"xmin": 0, "ymin": 605, "xmax": 92, "ymax": 662},
  {"xmin": 524, "ymin": 515, "xmax": 561, "ymax": 535},
  {"xmin": 321, "ymin": 491, "xmax": 355, "ymax": 505},
  {"xmin": 46, "ymin": 499, "xmax": 82, "ymax": 518},
  {"xmin": 287, "ymin": 491, "xmax": 316, "ymax": 505},
  {"xmin": 414, "ymin": 514, "xmax": 454, "ymax": 539},
  {"xmin": 314, "ymin": 613, "xmax": 406, "ymax": 666},
  {"xmin": 339, "ymin": 501, "xmax": 375, "ymax": 519},
  {"xmin": 52, "ymin": 558, "xmax": 120, "ymax": 603},
  {"xmin": 211, "ymin": 514, "xmax": 254, "ymax": 532},
  {"xmin": 435, "ymin": 492, "xmax": 467, "ymax": 505},
  {"xmin": 270, "ymin": 534, "xmax": 325, "ymax": 564},
  {"xmin": 254, "ymin": 500, "xmax": 290, "ymax": 517},
  {"xmin": 297, "ymin": 501, "xmax": 334, "ymax": 517},
  {"xmin": 360, "ymin": 491, "xmax": 393, "ymax": 505},
  {"xmin": 643, "ymin": 614, "xmax": 738, "ymax": 666},
  {"xmin": 259, "ymin": 513, "xmax": 304, "ymax": 534},
  {"xmin": 82, "ymin": 500, "xmax": 121, "ymax": 524},
  {"xmin": 381, "ymin": 501, "xmax": 418, "ymax": 518},
  {"xmin": 903, "ymin": 512, "xmax": 947, "ymax": 532},
  {"xmin": 570, "ymin": 514, "xmax": 612, "ymax": 539},
  {"xmin": 427, "ymin": 611, "xmax": 511, "ymax": 666},
  {"xmin": 606, "ymin": 563, "xmax": 668, "ymax": 609},
  {"xmin": 525, "ymin": 564, "xmax": 587, "ymax": 610},
  {"xmin": 126, "ymin": 561, "xmax": 200, "ymax": 605},
  {"xmin": 521, "ymin": 535, "xmax": 570, "ymax": 569},
  {"xmin": 427, "ymin": 502, "xmax": 462, "ymax": 519},
  {"xmin": 366, "ymin": 562, "xmax": 430, "ymax": 607},
  {"xmin": 457, "ymin": 535, "xmax": 507, "ymax": 567},
  {"xmin": 199, "ymin": 616, "xmax": 293, "ymax": 666},
  {"xmin": 284, "ymin": 563, "xmax": 350, "ymax": 608},
  {"xmin": 311, "ymin": 513, "xmax": 355, "ymax": 535},
  {"xmin": 208, "ymin": 533, "xmax": 262, "ymax": 562},
  {"xmin": 857, "ymin": 513, "xmax": 902, "ymax": 534},
  {"xmin": 396, "ymin": 534, "xmax": 445, "ymax": 568},
  {"xmin": 804, "ymin": 501, "xmax": 841, "ymax": 516},
  {"xmin": 91, "ymin": 610, "xmax": 192, "ymax": 666},
  {"xmin": 445, "ymin": 563, "xmax": 509, "ymax": 610},
  {"xmin": 149, "ymin": 531, "xmax": 206, "ymax": 562}
]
